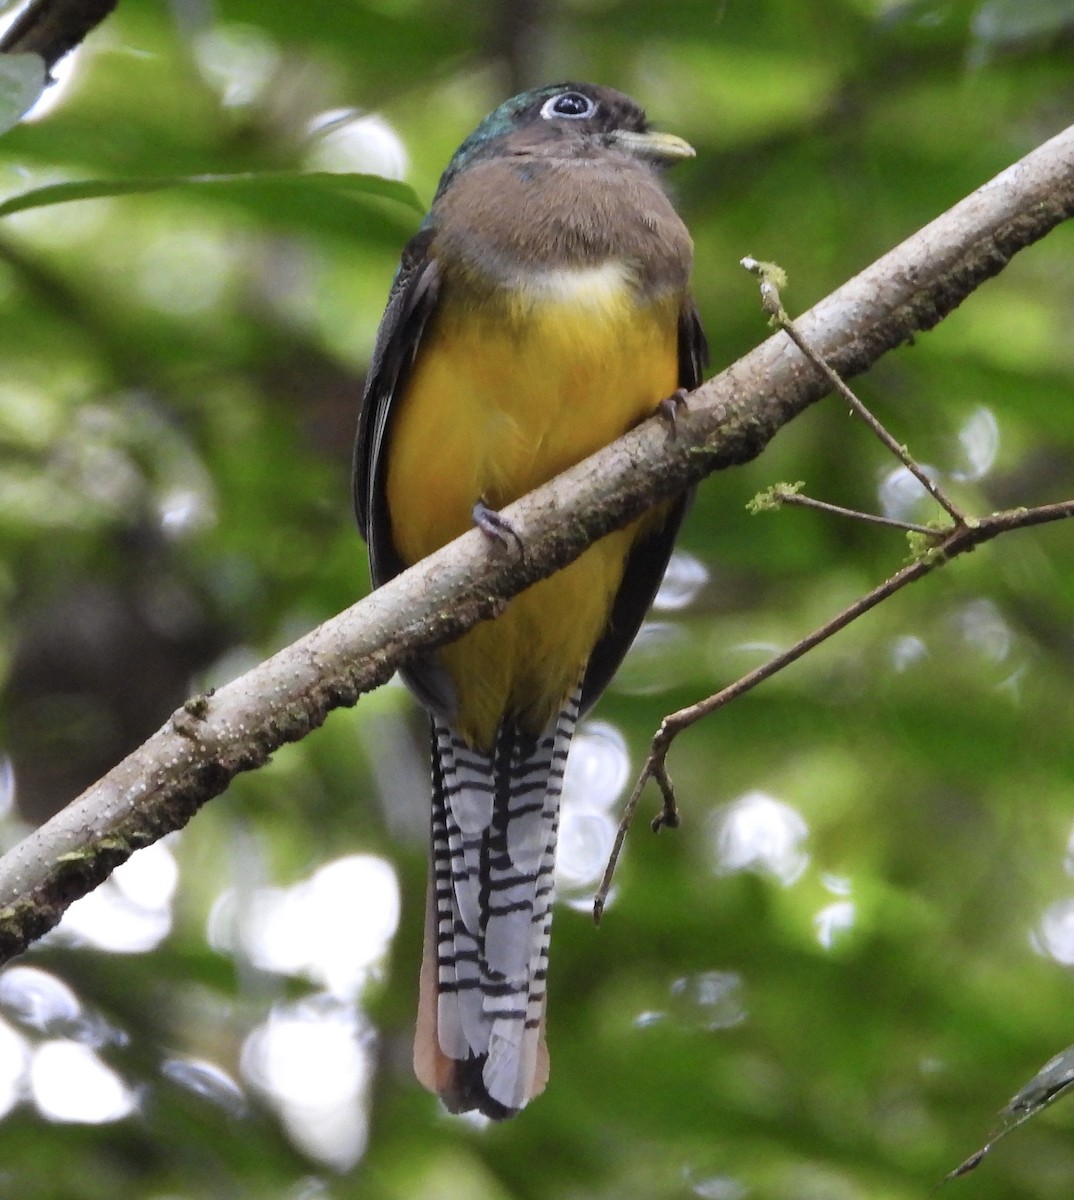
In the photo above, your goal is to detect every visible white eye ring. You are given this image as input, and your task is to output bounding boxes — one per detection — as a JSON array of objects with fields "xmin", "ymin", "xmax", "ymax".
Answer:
[{"xmin": 539, "ymin": 91, "xmax": 597, "ymax": 121}]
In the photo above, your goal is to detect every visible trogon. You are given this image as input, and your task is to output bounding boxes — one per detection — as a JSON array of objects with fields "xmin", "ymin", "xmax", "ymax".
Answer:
[{"xmin": 353, "ymin": 82, "xmax": 707, "ymax": 1119}]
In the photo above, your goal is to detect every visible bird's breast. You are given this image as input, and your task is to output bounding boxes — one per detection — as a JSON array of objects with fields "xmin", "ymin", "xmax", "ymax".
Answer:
[
  {"xmin": 506, "ymin": 260, "xmax": 637, "ymax": 311},
  {"xmin": 386, "ymin": 263, "xmax": 675, "ymax": 562},
  {"xmin": 384, "ymin": 261, "xmax": 680, "ymax": 744},
  {"xmin": 430, "ymin": 152, "xmax": 694, "ymax": 299}
]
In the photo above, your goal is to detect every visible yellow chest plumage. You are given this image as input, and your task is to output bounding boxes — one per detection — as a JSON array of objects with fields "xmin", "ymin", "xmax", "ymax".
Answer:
[{"xmin": 385, "ymin": 266, "xmax": 680, "ymax": 749}]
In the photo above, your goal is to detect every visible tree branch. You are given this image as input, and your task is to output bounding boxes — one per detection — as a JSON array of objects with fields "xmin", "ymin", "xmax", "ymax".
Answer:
[
  {"xmin": 0, "ymin": 0, "xmax": 117, "ymax": 70},
  {"xmin": 1, "ymin": 120, "xmax": 1073, "ymax": 962}
]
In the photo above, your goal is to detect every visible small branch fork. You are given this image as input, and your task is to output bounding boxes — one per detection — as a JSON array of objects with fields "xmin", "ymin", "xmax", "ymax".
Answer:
[
  {"xmin": 592, "ymin": 260, "xmax": 1074, "ymax": 923},
  {"xmin": 744, "ymin": 257, "xmax": 971, "ymax": 527}
]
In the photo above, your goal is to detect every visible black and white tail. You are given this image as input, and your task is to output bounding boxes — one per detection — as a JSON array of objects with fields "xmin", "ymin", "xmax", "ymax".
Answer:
[{"xmin": 413, "ymin": 689, "xmax": 581, "ymax": 1119}]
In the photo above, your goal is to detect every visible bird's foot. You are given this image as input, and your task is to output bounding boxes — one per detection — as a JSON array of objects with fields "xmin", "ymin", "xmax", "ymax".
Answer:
[
  {"xmin": 656, "ymin": 388, "xmax": 689, "ymax": 437},
  {"xmin": 472, "ymin": 499, "xmax": 525, "ymax": 559}
]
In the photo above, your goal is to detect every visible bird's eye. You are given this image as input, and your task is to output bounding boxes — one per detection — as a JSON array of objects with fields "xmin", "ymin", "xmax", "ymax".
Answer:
[{"xmin": 539, "ymin": 91, "xmax": 597, "ymax": 121}]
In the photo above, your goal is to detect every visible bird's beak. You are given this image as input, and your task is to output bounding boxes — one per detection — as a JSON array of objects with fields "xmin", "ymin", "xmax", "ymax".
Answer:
[{"xmin": 608, "ymin": 129, "xmax": 695, "ymax": 164}]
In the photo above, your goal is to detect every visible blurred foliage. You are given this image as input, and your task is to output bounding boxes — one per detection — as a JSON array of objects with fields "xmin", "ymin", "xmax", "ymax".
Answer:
[{"xmin": 2, "ymin": 0, "xmax": 1074, "ymax": 1197}]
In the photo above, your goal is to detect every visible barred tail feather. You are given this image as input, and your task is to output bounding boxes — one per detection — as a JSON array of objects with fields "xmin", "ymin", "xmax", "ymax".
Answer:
[{"xmin": 413, "ymin": 690, "xmax": 580, "ymax": 1118}]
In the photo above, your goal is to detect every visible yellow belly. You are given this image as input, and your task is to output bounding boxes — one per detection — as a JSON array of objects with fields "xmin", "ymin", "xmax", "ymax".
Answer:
[{"xmin": 385, "ymin": 282, "xmax": 680, "ymax": 749}]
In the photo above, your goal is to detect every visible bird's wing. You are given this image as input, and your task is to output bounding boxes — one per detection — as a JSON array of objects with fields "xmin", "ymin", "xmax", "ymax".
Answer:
[
  {"xmin": 353, "ymin": 226, "xmax": 440, "ymax": 582},
  {"xmin": 579, "ymin": 297, "xmax": 709, "ymax": 713},
  {"xmin": 353, "ymin": 229, "xmax": 461, "ymax": 714}
]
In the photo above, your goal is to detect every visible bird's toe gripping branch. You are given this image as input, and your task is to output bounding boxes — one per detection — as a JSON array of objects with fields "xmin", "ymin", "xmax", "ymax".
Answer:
[
  {"xmin": 656, "ymin": 387, "xmax": 689, "ymax": 437},
  {"xmin": 472, "ymin": 498, "xmax": 526, "ymax": 559}
]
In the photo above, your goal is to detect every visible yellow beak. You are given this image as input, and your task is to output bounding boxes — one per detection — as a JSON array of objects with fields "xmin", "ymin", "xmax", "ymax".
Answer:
[{"xmin": 608, "ymin": 129, "xmax": 695, "ymax": 163}]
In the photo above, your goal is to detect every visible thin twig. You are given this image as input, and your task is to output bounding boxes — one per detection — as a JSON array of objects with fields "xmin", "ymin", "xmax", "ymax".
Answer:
[
  {"xmin": 742, "ymin": 256, "xmax": 971, "ymax": 525},
  {"xmin": 593, "ymin": 499, "xmax": 1074, "ymax": 922},
  {"xmin": 780, "ymin": 490, "xmax": 941, "ymax": 535}
]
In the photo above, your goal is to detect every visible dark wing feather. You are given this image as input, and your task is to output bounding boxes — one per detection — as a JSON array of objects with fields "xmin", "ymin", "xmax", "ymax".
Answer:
[
  {"xmin": 353, "ymin": 228, "xmax": 459, "ymax": 716},
  {"xmin": 353, "ymin": 226, "xmax": 440, "ymax": 585},
  {"xmin": 579, "ymin": 297, "xmax": 708, "ymax": 713},
  {"xmin": 677, "ymin": 296, "xmax": 709, "ymax": 396}
]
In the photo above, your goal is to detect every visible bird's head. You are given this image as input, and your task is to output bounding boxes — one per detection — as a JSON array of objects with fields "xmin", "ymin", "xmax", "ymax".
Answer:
[{"xmin": 434, "ymin": 83, "xmax": 694, "ymax": 199}]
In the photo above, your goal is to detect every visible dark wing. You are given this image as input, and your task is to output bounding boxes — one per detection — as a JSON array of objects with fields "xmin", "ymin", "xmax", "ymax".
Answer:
[
  {"xmin": 579, "ymin": 297, "xmax": 708, "ymax": 713},
  {"xmin": 677, "ymin": 295, "xmax": 709, "ymax": 397},
  {"xmin": 353, "ymin": 226, "xmax": 440, "ymax": 586},
  {"xmin": 353, "ymin": 227, "xmax": 460, "ymax": 716}
]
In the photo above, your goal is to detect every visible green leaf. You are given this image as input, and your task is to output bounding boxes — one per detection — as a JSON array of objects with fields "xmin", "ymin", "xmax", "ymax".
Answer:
[
  {"xmin": 0, "ymin": 51, "xmax": 46, "ymax": 135},
  {"xmin": 0, "ymin": 169, "xmax": 424, "ymax": 228}
]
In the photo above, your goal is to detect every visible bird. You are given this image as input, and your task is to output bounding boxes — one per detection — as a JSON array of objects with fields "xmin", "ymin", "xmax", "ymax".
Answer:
[{"xmin": 353, "ymin": 82, "xmax": 706, "ymax": 1119}]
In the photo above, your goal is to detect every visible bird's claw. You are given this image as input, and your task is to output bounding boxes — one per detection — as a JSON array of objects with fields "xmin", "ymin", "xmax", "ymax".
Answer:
[
  {"xmin": 473, "ymin": 499, "xmax": 525, "ymax": 559},
  {"xmin": 657, "ymin": 388, "xmax": 689, "ymax": 437}
]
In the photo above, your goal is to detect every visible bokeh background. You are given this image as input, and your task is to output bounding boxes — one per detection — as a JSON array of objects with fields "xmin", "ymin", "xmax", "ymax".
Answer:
[{"xmin": 1, "ymin": 0, "xmax": 1074, "ymax": 1196}]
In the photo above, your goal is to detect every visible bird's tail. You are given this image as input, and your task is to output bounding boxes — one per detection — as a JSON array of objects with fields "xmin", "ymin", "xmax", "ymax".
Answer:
[{"xmin": 413, "ymin": 689, "xmax": 580, "ymax": 1119}]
